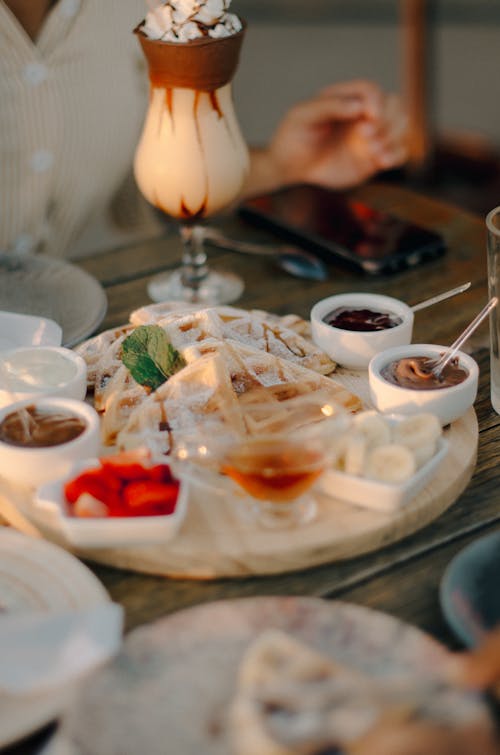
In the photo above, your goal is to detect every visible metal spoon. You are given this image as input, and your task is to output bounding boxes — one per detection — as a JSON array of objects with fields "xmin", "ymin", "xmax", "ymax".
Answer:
[
  {"xmin": 431, "ymin": 296, "xmax": 498, "ymax": 378},
  {"xmin": 198, "ymin": 227, "xmax": 328, "ymax": 282},
  {"xmin": 411, "ymin": 282, "xmax": 471, "ymax": 313}
]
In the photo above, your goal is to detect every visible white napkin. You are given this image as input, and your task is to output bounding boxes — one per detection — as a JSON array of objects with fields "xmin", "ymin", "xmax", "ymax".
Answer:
[{"xmin": 0, "ymin": 603, "xmax": 123, "ymax": 696}]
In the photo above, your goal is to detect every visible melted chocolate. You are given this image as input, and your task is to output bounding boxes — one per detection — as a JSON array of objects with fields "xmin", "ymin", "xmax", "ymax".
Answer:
[
  {"xmin": 0, "ymin": 405, "xmax": 86, "ymax": 448},
  {"xmin": 135, "ymin": 21, "xmax": 246, "ymax": 93},
  {"xmin": 381, "ymin": 355, "xmax": 468, "ymax": 390},
  {"xmin": 324, "ymin": 307, "xmax": 402, "ymax": 332}
]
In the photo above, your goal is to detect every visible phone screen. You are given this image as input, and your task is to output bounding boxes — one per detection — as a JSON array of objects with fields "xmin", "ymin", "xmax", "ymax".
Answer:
[{"xmin": 240, "ymin": 185, "xmax": 445, "ymax": 273}]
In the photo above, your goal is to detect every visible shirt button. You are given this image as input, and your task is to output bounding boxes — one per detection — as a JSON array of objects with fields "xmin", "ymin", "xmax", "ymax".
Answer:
[
  {"xmin": 31, "ymin": 149, "xmax": 54, "ymax": 173},
  {"xmin": 59, "ymin": 0, "xmax": 81, "ymax": 17},
  {"xmin": 23, "ymin": 62, "xmax": 48, "ymax": 86}
]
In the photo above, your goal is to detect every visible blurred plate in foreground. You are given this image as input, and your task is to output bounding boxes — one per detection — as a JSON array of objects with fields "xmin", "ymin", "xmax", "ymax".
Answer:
[
  {"xmin": 0, "ymin": 253, "xmax": 107, "ymax": 347},
  {"xmin": 0, "ymin": 529, "xmax": 111, "ymax": 748},
  {"xmin": 47, "ymin": 596, "xmax": 491, "ymax": 755}
]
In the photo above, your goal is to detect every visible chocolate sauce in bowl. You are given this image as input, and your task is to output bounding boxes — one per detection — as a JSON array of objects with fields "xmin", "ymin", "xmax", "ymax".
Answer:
[
  {"xmin": 323, "ymin": 306, "xmax": 402, "ymax": 332},
  {"xmin": 0, "ymin": 405, "xmax": 86, "ymax": 448},
  {"xmin": 381, "ymin": 356, "xmax": 469, "ymax": 391}
]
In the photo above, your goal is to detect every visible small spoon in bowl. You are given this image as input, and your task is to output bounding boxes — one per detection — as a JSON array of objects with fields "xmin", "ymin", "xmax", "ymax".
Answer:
[
  {"xmin": 411, "ymin": 282, "xmax": 471, "ymax": 313},
  {"xmin": 431, "ymin": 296, "xmax": 498, "ymax": 379}
]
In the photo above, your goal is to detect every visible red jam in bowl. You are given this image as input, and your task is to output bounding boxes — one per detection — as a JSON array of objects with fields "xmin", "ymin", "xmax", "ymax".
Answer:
[{"xmin": 323, "ymin": 307, "xmax": 402, "ymax": 332}]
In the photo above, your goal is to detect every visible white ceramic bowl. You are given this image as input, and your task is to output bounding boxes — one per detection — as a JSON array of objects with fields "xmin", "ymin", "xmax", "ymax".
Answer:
[
  {"xmin": 310, "ymin": 293, "xmax": 414, "ymax": 370},
  {"xmin": 0, "ymin": 311, "xmax": 62, "ymax": 352},
  {"xmin": 369, "ymin": 344, "xmax": 479, "ymax": 426},
  {"xmin": 0, "ymin": 346, "xmax": 87, "ymax": 409},
  {"xmin": 318, "ymin": 416, "xmax": 448, "ymax": 512},
  {"xmin": 35, "ymin": 459, "xmax": 188, "ymax": 548},
  {"xmin": 0, "ymin": 397, "xmax": 100, "ymax": 487}
]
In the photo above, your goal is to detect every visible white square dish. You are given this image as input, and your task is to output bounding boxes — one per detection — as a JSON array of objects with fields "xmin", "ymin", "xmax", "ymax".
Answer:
[
  {"xmin": 34, "ymin": 460, "xmax": 188, "ymax": 548},
  {"xmin": 0, "ymin": 311, "xmax": 62, "ymax": 351},
  {"xmin": 318, "ymin": 435, "xmax": 448, "ymax": 513}
]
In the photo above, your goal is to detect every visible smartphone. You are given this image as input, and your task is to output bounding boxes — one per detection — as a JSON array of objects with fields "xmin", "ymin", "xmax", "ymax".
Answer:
[{"xmin": 239, "ymin": 184, "xmax": 446, "ymax": 275}]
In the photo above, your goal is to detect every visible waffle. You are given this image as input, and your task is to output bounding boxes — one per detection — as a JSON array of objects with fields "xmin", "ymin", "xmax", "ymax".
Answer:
[
  {"xmin": 130, "ymin": 304, "xmax": 322, "ymax": 370},
  {"xmin": 99, "ymin": 365, "xmax": 149, "ymax": 446},
  {"xmin": 229, "ymin": 630, "xmax": 484, "ymax": 755},
  {"xmin": 112, "ymin": 339, "xmax": 361, "ymax": 455},
  {"xmin": 117, "ymin": 352, "xmax": 246, "ymax": 456},
  {"xmin": 151, "ymin": 307, "xmax": 335, "ymax": 375},
  {"xmin": 77, "ymin": 305, "xmax": 361, "ymax": 453},
  {"xmin": 129, "ymin": 300, "xmax": 201, "ymax": 325},
  {"xmin": 75, "ymin": 324, "xmax": 134, "ymax": 389}
]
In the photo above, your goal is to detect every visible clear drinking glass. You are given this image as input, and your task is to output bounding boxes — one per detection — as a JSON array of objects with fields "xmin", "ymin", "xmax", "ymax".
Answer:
[
  {"xmin": 175, "ymin": 390, "xmax": 350, "ymax": 529},
  {"xmin": 133, "ymin": 23, "xmax": 249, "ymax": 305},
  {"xmin": 487, "ymin": 206, "xmax": 500, "ymax": 414}
]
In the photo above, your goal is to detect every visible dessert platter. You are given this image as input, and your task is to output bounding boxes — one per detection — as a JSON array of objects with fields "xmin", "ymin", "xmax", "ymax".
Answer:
[{"xmin": 0, "ymin": 297, "xmax": 478, "ymax": 579}]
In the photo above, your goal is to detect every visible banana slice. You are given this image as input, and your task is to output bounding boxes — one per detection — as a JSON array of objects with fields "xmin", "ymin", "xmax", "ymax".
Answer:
[
  {"xmin": 392, "ymin": 413, "xmax": 442, "ymax": 451},
  {"xmin": 343, "ymin": 433, "xmax": 368, "ymax": 477},
  {"xmin": 352, "ymin": 411, "xmax": 392, "ymax": 448},
  {"xmin": 412, "ymin": 441, "xmax": 437, "ymax": 468},
  {"xmin": 365, "ymin": 444, "xmax": 417, "ymax": 484}
]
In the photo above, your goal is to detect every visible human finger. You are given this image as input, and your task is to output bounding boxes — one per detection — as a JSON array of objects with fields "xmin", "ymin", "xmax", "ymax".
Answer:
[
  {"xmin": 351, "ymin": 120, "xmax": 408, "ymax": 169},
  {"xmin": 351, "ymin": 718, "xmax": 498, "ymax": 755},
  {"xmin": 286, "ymin": 94, "xmax": 370, "ymax": 128},
  {"xmin": 446, "ymin": 627, "xmax": 500, "ymax": 692},
  {"xmin": 374, "ymin": 144, "xmax": 408, "ymax": 170},
  {"xmin": 318, "ymin": 79, "xmax": 385, "ymax": 120},
  {"xmin": 380, "ymin": 93, "xmax": 409, "ymax": 140}
]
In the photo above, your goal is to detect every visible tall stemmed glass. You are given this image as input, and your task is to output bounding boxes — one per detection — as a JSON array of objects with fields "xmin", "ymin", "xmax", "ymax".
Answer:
[{"xmin": 133, "ymin": 21, "xmax": 249, "ymax": 304}]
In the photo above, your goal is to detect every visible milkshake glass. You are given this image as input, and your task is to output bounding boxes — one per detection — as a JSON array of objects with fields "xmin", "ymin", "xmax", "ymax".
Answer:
[{"xmin": 134, "ymin": 19, "xmax": 249, "ymax": 304}]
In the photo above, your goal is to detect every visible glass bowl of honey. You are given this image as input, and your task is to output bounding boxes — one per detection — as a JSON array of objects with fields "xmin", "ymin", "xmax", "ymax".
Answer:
[{"xmin": 175, "ymin": 387, "xmax": 350, "ymax": 528}]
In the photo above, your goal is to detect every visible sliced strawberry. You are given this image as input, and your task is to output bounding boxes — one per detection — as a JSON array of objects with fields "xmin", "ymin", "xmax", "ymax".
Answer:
[
  {"xmin": 100, "ymin": 458, "xmax": 150, "ymax": 483},
  {"xmin": 148, "ymin": 464, "xmax": 174, "ymax": 483},
  {"xmin": 123, "ymin": 480, "xmax": 179, "ymax": 517},
  {"xmin": 64, "ymin": 469, "xmax": 122, "ymax": 510},
  {"xmin": 99, "ymin": 450, "xmax": 151, "ymax": 474}
]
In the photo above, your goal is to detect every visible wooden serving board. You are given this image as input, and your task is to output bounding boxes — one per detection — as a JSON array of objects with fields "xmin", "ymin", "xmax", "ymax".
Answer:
[{"xmin": 0, "ymin": 371, "xmax": 478, "ymax": 580}]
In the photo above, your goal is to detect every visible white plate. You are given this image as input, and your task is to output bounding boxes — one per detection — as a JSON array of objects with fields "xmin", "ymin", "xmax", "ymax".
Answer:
[
  {"xmin": 45, "ymin": 597, "xmax": 490, "ymax": 755},
  {"xmin": 0, "ymin": 311, "xmax": 62, "ymax": 352},
  {"xmin": 0, "ymin": 529, "xmax": 110, "ymax": 748},
  {"xmin": 0, "ymin": 252, "xmax": 107, "ymax": 347}
]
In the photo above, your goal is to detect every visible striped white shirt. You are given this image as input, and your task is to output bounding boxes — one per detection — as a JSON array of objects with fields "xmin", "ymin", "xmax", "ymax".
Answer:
[{"xmin": 0, "ymin": 0, "xmax": 161, "ymax": 259}]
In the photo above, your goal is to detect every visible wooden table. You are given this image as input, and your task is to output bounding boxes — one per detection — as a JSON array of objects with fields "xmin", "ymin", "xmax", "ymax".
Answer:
[{"xmin": 5, "ymin": 181, "xmax": 500, "ymax": 753}]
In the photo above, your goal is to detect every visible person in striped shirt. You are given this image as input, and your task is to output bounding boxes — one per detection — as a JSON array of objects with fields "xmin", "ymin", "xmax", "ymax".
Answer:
[{"xmin": 1, "ymin": 0, "xmax": 408, "ymax": 259}]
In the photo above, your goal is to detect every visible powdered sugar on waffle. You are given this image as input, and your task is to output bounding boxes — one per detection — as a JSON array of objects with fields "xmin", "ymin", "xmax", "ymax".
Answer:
[
  {"xmin": 78, "ymin": 305, "xmax": 361, "ymax": 455},
  {"xmin": 133, "ymin": 305, "xmax": 335, "ymax": 375}
]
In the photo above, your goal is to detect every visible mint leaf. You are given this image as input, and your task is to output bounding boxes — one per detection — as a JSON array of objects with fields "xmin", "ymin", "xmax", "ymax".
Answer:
[{"xmin": 121, "ymin": 325, "xmax": 186, "ymax": 391}]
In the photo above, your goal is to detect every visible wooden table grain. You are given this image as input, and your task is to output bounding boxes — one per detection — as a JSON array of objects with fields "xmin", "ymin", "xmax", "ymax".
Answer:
[{"xmin": 5, "ymin": 182, "xmax": 500, "ymax": 754}]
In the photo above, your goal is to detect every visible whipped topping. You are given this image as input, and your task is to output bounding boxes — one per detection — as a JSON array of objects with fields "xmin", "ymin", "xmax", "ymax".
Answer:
[
  {"xmin": 142, "ymin": 0, "xmax": 242, "ymax": 43},
  {"xmin": 1, "ymin": 349, "xmax": 77, "ymax": 392}
]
